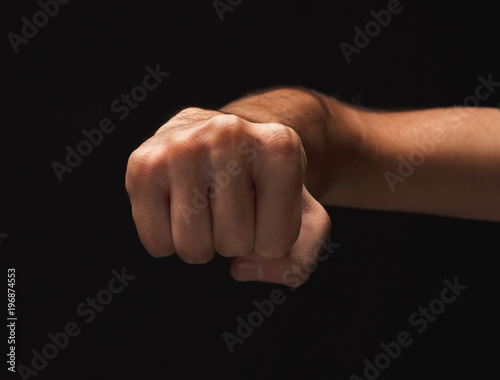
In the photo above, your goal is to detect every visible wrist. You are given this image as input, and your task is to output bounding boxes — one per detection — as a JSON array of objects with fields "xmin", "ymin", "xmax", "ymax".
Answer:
[{"xmin": 318, "ymin": 99, "xmax": 395, "ymax": 209}]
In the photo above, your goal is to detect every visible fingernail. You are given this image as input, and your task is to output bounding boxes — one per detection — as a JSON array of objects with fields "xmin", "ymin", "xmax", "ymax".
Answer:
[{"xmin": 233, "ymin": 260, "xmax": 263, "ymax": 282}]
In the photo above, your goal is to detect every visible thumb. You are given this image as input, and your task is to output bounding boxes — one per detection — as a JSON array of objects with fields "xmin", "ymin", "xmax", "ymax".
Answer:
[{"xmin": 230, "ymin": 187, "xmax": 331, "ymax": 286}]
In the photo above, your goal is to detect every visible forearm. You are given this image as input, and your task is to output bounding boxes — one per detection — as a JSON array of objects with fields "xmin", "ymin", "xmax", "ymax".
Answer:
[{"xmin": 321, "ymin": 103, "xmax": 500, "ymax": 221}]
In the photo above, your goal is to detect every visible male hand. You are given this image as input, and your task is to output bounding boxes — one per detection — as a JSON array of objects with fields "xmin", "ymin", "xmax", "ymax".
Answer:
[{"xmin": 125, "ymin": 107, "xmax": 331, "ymax": 286}]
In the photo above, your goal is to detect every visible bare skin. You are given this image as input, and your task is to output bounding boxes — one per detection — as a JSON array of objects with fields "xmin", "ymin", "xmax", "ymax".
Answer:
[{"xmin": 125, "ymin": 87, "xmax": 500, "ymax": 286}]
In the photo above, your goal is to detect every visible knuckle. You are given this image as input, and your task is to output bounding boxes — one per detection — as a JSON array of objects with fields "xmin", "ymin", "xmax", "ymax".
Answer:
[
  {"xmin": 209, "ymin": 113, "xmax": 243, "ymax": 130},
  {"xmin": 215, "ymin": 238, "xmax": 253, "ymax": 257},
  {"xmin": 205, "ymin": 114, "xmax": 246, "ymax": 148},
  {"xmin": 174, "ymin": 228, "xmax": 215, "ymax": 264},
  {"xmin": 265, "ymin": 126, "xmax": 303, "ymax": 161},
  {"xmin": 214, "ymin": 206, "xmax": 254, "ymax": 257},
  {"xmin": 165, "ymin": 138, "xmax": 200, "ymax": 165},
  {"xmin": 254, "ymin": 241, "xmax": 291, "ymax": 258},
  {"xmin": 254, "ymin": 219, "xmax": 301, "ymax": 258},
  {"xmin": 178, "ymin": 249, "xmax": 215, "ymax": 264},
  {"xmin": 141, "ymin": 231, "xmax": 174, "ymax": 258},
  {"xmin": 125, "ymin": 148, "xmax": 165, "ymax": 193},
  {"xmin": 133, "ymin": 214, "xmax": 173, "ymax": 258},
  {"xmin": 127, "ymin": 148, "xmax": 164, "ymax": 180},
  {"xmin": 170, "ymin": 125, "xmax": 213, "ymax": 154},
  {"xmin": 156, "ymin": 134, "xmax": 206, "ymax": 177}
]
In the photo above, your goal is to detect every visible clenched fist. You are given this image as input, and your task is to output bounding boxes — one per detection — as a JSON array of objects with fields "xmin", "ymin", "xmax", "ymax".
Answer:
[{"xmin": 125, "ymin": 107, "xmax": 331, "ymax": 286}]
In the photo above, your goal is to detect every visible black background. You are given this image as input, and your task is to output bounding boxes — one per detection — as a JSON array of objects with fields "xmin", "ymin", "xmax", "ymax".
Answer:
[{"xmin": 2, "ymin": 0, "xmax": 499, "ymax": 379}]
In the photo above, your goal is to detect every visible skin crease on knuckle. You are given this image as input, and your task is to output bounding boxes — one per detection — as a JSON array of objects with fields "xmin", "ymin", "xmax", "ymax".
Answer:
[
  {"xmin": 136, "ymin": 215, "xmax": 174, "ymax": 258},
  {"xmin": 167, "ymin": 115, "xmax": 242, "ymax": 159},
  {"xmin": 205, "ymin": 114, "xmax": 249, "ymax": 153},
  {"xmin": 260, "ymin": 125, "xmax": 306, "ymax": 171},
  {"xmin": 214, "ymin": 201, "xmax": 254, "ymax": 257},
  {"xmin": 176, "ymin": 241, "xmax": 215, "ymax": 264},
  {"xmin": 126, "ymin": 147, "xmax": 167, "ymax": 195}
]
